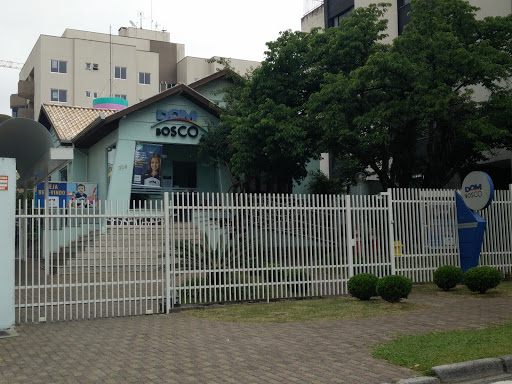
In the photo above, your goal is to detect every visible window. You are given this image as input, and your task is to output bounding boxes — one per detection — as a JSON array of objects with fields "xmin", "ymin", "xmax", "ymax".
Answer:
[
  {"xmin": 115, "ymin": 66, "xmax": 127, "ymax": 79},
  {"xmin": 333, "ymin": 6, "xmax": 354, "ymax": 26},
  {"xmin": 398, "ymin": 0, "xmax": 410, "ymax": 7},
  {"xmin": 93, "ymin": 92, "xmax": 98, "ymax": 98},
  {"xmin": 50, "ymin": 89, "xmax": 67, "ymax": 102},
  {"xmin": 85, "ymin": 91, "xmax": 91, "ymax": 97},
  {"xmin": 85, "ymin": 63, "xmax": 91, "ymax": 70},
  {"xmin": 59, "ymin": 167, "xmax": 68, "ymax": 182},
  {"xmin": 93, "ymin": 63, "xmax": 99, "ymax": 70},
  {"xmin": 50, "ymin": 60, "xmax": 67, "ymax": 73},
  {"xmin": 139, "ymin": 72, "xmax": 151, "ymax": 85},
  {"xmin": 114, "ymin": 94, "xmax": 127, "ymax": 100}
]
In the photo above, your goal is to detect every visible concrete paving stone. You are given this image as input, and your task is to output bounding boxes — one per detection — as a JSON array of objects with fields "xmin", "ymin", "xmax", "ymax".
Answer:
[{"xmin": 3, "ymin": 293, "xmax": 512, "ymax": 383}]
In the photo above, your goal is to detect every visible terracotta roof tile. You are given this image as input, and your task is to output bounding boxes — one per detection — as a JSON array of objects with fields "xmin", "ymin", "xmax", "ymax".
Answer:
[{"xmin": 42, "ymin": 104, "xmax": 118, "ymax": 141}]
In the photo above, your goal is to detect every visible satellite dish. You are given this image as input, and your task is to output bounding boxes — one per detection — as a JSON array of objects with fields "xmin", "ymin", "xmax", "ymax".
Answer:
[
  {"xmin": 129, "ymin": 20, "xmax": 137, "ymax": 28},
  {"xmin": 355, "ymin": 172, "xmax": 366, "ymax": 184}
]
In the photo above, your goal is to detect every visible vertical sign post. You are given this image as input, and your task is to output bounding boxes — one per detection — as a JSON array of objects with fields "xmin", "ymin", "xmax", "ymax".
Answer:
[
  {"xmin": 456, "ymin": 171, "xmax": 494, "ymax": 273},
  {"xmin": 0, "ymin": 158, "xmax": 16, "ymax": 330}
]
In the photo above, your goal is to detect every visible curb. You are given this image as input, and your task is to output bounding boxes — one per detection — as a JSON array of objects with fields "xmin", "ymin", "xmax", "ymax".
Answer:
[{"xmin": 383, "ymin": 355, "xmax": 512, "ymax": 384}]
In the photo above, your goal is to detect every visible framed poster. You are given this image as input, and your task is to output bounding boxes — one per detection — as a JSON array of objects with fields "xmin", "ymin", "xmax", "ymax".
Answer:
[{"xmin": 132, "ymin": 142, "xmax": 163, "ymax": 187}]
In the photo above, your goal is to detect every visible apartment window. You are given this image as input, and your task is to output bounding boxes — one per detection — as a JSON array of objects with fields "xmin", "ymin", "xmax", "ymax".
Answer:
[
  {"xmin": 333, "ymin": 6, "xmax": 354, "ymax": 26},
  {"xmin": 114, "ymin": 94, "xmax": 127, "ymax": 100},
  {"xmin": 51, "ymin": 89, "xmax": 67, "ymax": 102},
  {"xmin": 85, "ymin": 91, "xmax": 91, "ymax": 97},
  {"xmin": 50, "ymin": 60, "xmax": 67, "ymax": 73},
  {"xmin": 93, "ymin": 63, "xmax": 99, "ymax": 70},
  {"xmin": 139, "ymin": 72, "xmax": 151, "ymax": 85},
  {"xmin": 115, "ymin": 66, "xmax": 127, "ymax": 79},
  {"xmin": 85, "ymin": 63, "xmax": 91, "ymax": 70},
  {"xmin": 93, "ymin": 92, "xmax": 98, "ymax": 98}
]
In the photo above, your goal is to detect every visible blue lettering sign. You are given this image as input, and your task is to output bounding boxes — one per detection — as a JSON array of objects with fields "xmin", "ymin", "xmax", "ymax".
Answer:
[
  {"xmin": 156, "ymin": 109, "xmax": 197, "ymax": 122},
  {"xmin": 465, "ymin": 184, "xmax": 482, "ymax": 193}
]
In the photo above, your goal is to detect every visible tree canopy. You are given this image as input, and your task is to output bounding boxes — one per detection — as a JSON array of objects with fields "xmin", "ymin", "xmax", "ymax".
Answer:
[{"xmin": 201, "ymin": 0, "xmax": 512, "ymax": 191}]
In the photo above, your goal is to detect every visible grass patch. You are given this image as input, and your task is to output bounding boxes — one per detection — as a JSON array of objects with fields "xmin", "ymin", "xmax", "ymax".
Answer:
[
  {"xmin": 412, "ymin": 280, "xmax": 512, "ymax": 297},
  {"xmin": 373, "ymin": 322, "xmax": 512, "ymax": 375},
  {"xmin": 182, "ymin": 297, "xmax": 427, "ymax": 323}
]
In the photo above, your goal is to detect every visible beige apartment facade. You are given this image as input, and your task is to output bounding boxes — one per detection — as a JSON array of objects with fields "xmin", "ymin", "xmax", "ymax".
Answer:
[
  {"xmin": 11, "ymin": 27, "xmax": 259, "ymax": 120},
  {"xmin": 301, "ymin": 0, "xmax": 512, "ymax": 33}
]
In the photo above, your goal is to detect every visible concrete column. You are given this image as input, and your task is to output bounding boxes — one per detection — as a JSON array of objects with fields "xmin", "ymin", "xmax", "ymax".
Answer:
[{"xmin": 0, "ymin": 158, "xmax": 16, "ymax": 330}]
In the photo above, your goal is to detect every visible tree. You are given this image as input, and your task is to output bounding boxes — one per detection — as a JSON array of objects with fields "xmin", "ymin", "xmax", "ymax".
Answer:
[
  {"xmin": 207, "ymin": 5, "xmax": 390, "ymax": 192},
  {"xmin": 198, "ymin": 67, "xmax": 248, "ymax": 191},
  {"xmin": 310, "ymin": 0, "xmax": 512, "ymax": 188}
]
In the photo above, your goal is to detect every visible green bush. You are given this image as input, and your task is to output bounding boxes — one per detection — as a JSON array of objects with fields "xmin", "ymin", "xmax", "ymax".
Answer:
[
  {"xmin": 347, "ymin": 273, "xmax": 379, "ymax": 300},
  {"xmin": 463, "ymin": 266, "xmax": 502, "ymax": 294},
  {"xmin": 433, "ymin": 265, "xmax": 463, "ymax": 291},
  {"xmin": 376, "ymin": 275, "xmax": 412, "ymax": 303}
]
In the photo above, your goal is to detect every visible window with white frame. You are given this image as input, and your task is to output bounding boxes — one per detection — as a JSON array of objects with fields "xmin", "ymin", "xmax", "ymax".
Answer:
[
  {"xmin": 51, "ymin": 89, "xmax": 67, "ymax": 102},
  {"xmin": 93, "ymin": 92, "xmax": 98, "ymax": 98},
  {"xmin": 115, "ymin": 66, "xmax": 127, "ymax": 79},
  {"xmin": 85, "ymin": 63, "xmax": 91, "ymax": 70},
  {"xmin": 138, "ymin": 72, "xmax": 150, "ymax": 85},
  {"xmin": 114, "ymin": 94, "xmax": 127, "ymax": 100},
  {"xmin": 51, "ymin": 60, "xmax": 67, "ymax": 73},
  {"xmin": 85, "ymin": 91, "xmax": 91, "ymax": 97},
  {"xmin": 93, "ymin": 63, "xmax": 99, "ymax": 70}
]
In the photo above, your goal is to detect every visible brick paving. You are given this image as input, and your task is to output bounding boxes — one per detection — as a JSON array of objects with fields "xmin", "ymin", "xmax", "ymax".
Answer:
[{"xmin": 1, "ymin": 293, "xmax": 511, "ymax": 384}]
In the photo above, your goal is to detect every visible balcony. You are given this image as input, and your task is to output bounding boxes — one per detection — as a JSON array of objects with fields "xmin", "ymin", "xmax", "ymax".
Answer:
[
  {"xmin": 17, "ymin": 108, "xmax": 34, "ymax": 119},
  {"xmin": 17, "ymin": 80, "xmax": 34, "ymax": 100},
  {"xmin": 10, "ymin": 94, "xmax": 27, "ymax": 109}
]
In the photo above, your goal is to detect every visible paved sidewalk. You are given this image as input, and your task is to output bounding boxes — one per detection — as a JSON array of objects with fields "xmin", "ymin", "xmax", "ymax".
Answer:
[{"xmin": 1, "ymin": 293, "xmax": 511, "ymax": 384}]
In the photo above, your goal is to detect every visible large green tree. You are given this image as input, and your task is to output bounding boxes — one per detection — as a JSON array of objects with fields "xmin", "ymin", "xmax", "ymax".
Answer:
[
  {"xmin": 310, "ymin": 0, "xmax": 512, "ymax": 188},
  {"xmin": 202, "ymin": 0, "xmax": 512, "ymax": 191},
  {"xmin": 207, "ymin": 4, "xmax": 389, "ymax": 191}
]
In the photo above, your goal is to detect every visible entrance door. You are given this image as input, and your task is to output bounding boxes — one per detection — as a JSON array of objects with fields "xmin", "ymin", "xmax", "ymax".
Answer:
[{"xmin": 173, "ymin": 161, "xmax": 197, "ymax": 191}]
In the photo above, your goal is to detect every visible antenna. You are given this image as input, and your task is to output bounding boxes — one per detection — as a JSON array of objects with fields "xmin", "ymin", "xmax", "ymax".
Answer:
[
  {"xmin": 137, "ymin": 11, "xmax": 143, "ymax": 29},
  {"xmin": 129, "ymin": 20, "xmax": 137, "ymax": 28}
]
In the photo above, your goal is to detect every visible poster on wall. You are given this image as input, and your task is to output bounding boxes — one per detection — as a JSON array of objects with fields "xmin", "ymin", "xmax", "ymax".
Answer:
[
  {"xmin": 132, "ymin": 142, "xmax": 163, "ymax": 187},
  {"xmin": 35, "ymin": 182, "xmax": 98, "ymax": 208}
]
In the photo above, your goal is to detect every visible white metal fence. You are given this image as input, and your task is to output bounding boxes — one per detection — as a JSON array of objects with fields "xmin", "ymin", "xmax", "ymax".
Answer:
[{"xmin": 15, "ymin": 188, "xmax": 512, "ymax": 323}]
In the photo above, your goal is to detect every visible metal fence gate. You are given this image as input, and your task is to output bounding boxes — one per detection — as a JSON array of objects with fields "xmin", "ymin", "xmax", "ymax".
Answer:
[
  {"xmin": 15, "ymin": 199, "xmax": 170, "ymax": 323},
  {"xmin": 15, "ymin": 188, "xmax": 512, "ymax": 323}
]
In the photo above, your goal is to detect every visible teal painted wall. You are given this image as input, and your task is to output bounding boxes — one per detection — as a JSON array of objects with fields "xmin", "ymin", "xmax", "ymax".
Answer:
[
  {"xmin": 69, "ymin": 149, "xmax": 87, "ymax": 182},
  {"xmin": 105, "ymin": 138, "xmax": 136, "ymax": 202},
  {"xmin": 87, "ymin": 131, "xmax": 118, "ymax": 201},
  {"xmin": 193, "ymin": 78, "xmax": 231, "ymax": 108}
]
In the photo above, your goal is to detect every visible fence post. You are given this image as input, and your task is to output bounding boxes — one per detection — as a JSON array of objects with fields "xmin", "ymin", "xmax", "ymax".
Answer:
[
  {"xmin": 386, "ymin": 189, "xmax": 397, "ymax": 275},
  {"xmin": 345, "ymin": 195, "xmax": 354, "ymax": 279},
  {"xmin": 164, "ymin": 192, "xmax": 171, "ymax": 312}
]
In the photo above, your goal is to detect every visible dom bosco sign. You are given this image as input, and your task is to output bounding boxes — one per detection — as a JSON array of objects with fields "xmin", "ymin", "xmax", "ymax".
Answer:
[{"xmin": 154, "ymin": 109, "xmax": 201, "ymax": 139}]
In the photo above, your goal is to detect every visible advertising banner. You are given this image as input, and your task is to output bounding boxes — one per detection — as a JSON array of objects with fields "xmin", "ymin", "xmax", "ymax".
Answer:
[
  {"xmin": 35, "ymin": 182, "xmax": 98, "ymax": 208},
  {"xmin": 132, "ymin": 142, "xmax": 163, "ymax": 187}
]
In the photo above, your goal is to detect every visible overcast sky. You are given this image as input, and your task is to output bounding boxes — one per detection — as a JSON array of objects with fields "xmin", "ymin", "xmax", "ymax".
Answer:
[{"xmin": 0, "ymin": 0, "xmax": 306, "ymax": 116}]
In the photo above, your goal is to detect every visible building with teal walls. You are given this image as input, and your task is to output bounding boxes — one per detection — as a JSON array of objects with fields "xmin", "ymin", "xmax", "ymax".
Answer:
[{"xmin": 38, "ymin": 70, "xmax": 321, "ymax": 210}]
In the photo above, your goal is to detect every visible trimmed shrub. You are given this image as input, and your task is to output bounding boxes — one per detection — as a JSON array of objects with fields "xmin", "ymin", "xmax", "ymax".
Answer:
[
  {"xmin": 463, "ymin": 266, "xmax": 502, "ymax": 294},
  {"xmin": 433, "ymin": 265, "xmax": 463, "ymax": 291},
  {"xmin": 347, "ymin": 273, "xmax": 379, "ymax": 300},
  {"xmin": 377, "ymin": 275, "xmax": 413, "ymax": 303}
]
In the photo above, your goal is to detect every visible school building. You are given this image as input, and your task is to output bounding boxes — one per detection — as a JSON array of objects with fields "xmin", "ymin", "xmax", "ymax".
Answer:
[{"xmin": 37, "ymin": 70, "xmax": 319, "ymax": 208}]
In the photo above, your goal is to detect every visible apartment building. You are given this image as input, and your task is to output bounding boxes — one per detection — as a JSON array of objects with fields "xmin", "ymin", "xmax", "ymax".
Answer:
[
  {"xmin": 302, "ymin": 0, "xmax": 512, "ymax": 34},
  {"xmin": 10, "ymin": 27, "xmax": 259, "ymax": 120}
]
